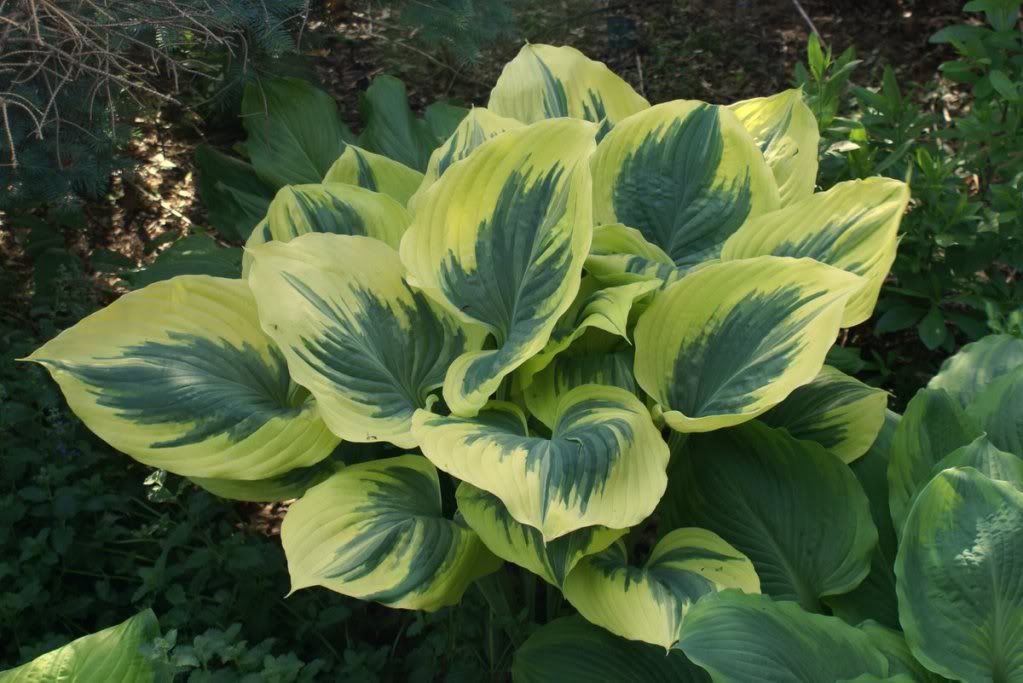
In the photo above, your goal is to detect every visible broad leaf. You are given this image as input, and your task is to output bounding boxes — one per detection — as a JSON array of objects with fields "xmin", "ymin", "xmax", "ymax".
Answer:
[
  {"xmin": 0, "ymin": 610, "xmax": 159, "ymax": 682},
  {"xmin": 968, "ymin": 365, "xmax": 1023, "ymax": 456},
  {"xmin": 241, "ymin": 183, "xmax": 410, "ymax": 276},
  {"xmin": 122, "ymin": 235, "xmax": 242, "ymax": 289},
  {"xmin": 887, "ymin": 388, "xmax": 983, "ymax": 538},
  {"xmin": 488, "ymin": 44, "xmax": 649, "ymax": 126},
  {"xmin": 825, "ymin": 412, "xmax": 902, "ymax": 629},
  {"xmin": 932, "ymin": 435, "xmax": 1023, "ymax": 484},
  {"xmin": 678, "ymin": 592, "xmax": 890, "ymax": 682},
  {"xmin": 584, "ymin": 223, "xmax": 681, "ymax": 286},
  {"xmin": 512, "ymin": 616, "xmax": 710, "ymax": 683},
  {"xmin": 25, "ymin": 276, "xmax": 339, "ymax": 479},
  {"xmin": 247, "ymin": 233, "xmax": 483, "ymax": 449},
  {"xmin": 634, "ymin": 256, "xmax": 863, "ymax": 432},
  {"xmin": 410, "ymin": 107, "xmax": 524, "ymax": 210},
  {"xmin": 660, "ymin": 421, "xmax": 876, "ymax": 611},
  {"xmin": 759, "ymin": 365, "xmax": 888, "ymax": 463},
  {"xmin": 728, "ymin": 88, "xmax": 820, "ymax": 206},
  {"xmin": 517, "ymin": 276, "xmax": 658, "ymax": 386},
  {"xmin": 563, "ymin": 528, "xmax": 760, "ymax": 649},
  {"xmin": 456, "ymin": 483, "xmax": 624, "ymax": 587},
  {"xmin": 590, "ymin": 99, "xmax": 780, "ymax": 271},
  {"xmin": 858, "ymin": 621, "xmax": 947, "ymax": 683},
  {"xmin": 190, "ymin": 447, "xmax": 348, "ymax": 503},
  {"xmin": 721, "ymin": 178, "xmax": 909, "ymax": 326},
  {"xmin": 523, "ymin": 349, "xmax": 638, "ymax": 429},
  {"xmin": 412, "ymin": 385, "xmax": 669, "ymax": 541},
  {"xmin": 896, "ymin": 467, "xmax": 1023, "ymax": 682},
  {"xmin": 241, "ymin": 77, "xmax": 350, "ymax": 188},
  {"xmin": 282, "ymin": 455, "xmax": 501, "ymax": 611},
  {"xmin": 400, "ymin": 118, "xmax": 596, "ymax": 416},
  {"xmin": 322, "ymin": 145, "xmax": 424, "ymax": 206},
  {"xmin": 358, "ymin": 75, "xmax": 462, "ymax": 172},
  {"xmin": 194, "ymin": 144, "xmax": 274, "ymax": 242},
  {"xmin": 927, "ymin": 333, "xmax": 1023, "ymax": 406}
]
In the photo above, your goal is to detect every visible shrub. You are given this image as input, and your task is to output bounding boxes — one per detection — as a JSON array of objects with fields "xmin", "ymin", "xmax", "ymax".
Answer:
[{"xmin": 15, "ymin": 43, "xmax": 1022, "ymax": 681}]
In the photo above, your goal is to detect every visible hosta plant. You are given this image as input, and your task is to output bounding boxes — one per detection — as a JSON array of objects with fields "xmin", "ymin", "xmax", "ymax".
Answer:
[{"xmin": 21, "ymin": 44, "xmax": 1020, "ymax": 681}]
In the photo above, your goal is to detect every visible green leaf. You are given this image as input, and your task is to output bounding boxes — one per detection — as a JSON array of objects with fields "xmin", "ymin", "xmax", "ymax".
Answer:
[
  {"xmin": 932, "ymin": 435, "xmax": 1023, "ymax": 484},
  {"xmin": 194, "ymin": 144, "xmax": 275, "ymax": 242},
  {"xmin": 728, "ymin": 89, "xmax": 820, "ymax": 206},
  {"xmin": 247, "ymin": 233, "xmax": 484, "ymax": 449},
  {"xmin": 25, "ymin": 276, "xmax": 339, "ymax": 479},
  {"xmin": 758, "ymin": 365, "xmax": 888, "ymax": 463},
  {"xmin": 512, "ymin": 616, "xmax": 710, "ymax": 683},
  {"xmin": 190, "ymin": 447, "xmax": 347, "ymax": 502},
  {"xmin": 591, "ymin": 100, "xmax": 780, "ymax": 271},
  {"xmin": 0, "ymin": 609, "xmax": 159, "ymax": 682},
  {"xmin": 896, "ymin": 467, "xmax": 1023, "ymax": 682},
  {"xmin": 916, "ymin": 306, "xmax": 948, "ymax": 350},
  {"xmin": 358, "ymin": 75, "xmax": 443, "ymax": 172},
  {"xmin": 825, "ymin": 412, "xmax": 902, "ymax": 629},
  {"xmin": 887, "ymin": 389, "xmax": 983, "ymax": 538},
  {"xmin": 927, "ymin": 334, "xmax": 1023, "ymax": 406},
  {"xmin": 857, "ymin": 621, "xmax": 947, "ymax": 683},
  {"xmin": 122, "ymin": 235, "xmax": 242, "ymax": 289},
  {"xmin": 413, "ymin": 385, "xmax": 669, "ymax": 541},
  {"xmin": 874, "ymin": 304, "xmax": 925, "ymax": 335},
  {"xmin": 281, "ymin": 455, "xmax": 501, "ymax": 611},
  {"xmin": 660, "ymin": 421, "xmax": 876, "ymax": 612},
  {"xmin": 400, "ymin": 118, "xmax": 596, "ymax": 416},
  {"xmin": 322, "ymin": 145, "xmax": 424, "ymax": 206},
  {"xmin": 634, "ymin": 256, "xmax": 862, "ymax": 433},
  {"xmin": 968, "ymin": 366, "xmax": 1023, "ymax": 456},
  {"xmin": 241, "ymin": 77, "xmax": 349, "ymax": 188},
  {"xmin": 563, "ymin": 528, "xmax": 760, "ymax": 649},
  {"xmin": 456, "ymin": 483, "xmax": 624, "ymax": 587},
  {"xmin": 721, "ymin": 178, "xmax": 909, "ymax": 326},
  {"xmin": 488, "ymin": 44, "xmax": 649, "ymax": 126},
  {"xmin": 522, "ymin": 349, "xmax": 638, "ymax": 429},
  {"xmin": 989, "ymin": 69, "xmax": 1020, "ymax": 100},
  {"xmin": 677, "ymin": 592, "xmax": 890, "ymax": 682}
]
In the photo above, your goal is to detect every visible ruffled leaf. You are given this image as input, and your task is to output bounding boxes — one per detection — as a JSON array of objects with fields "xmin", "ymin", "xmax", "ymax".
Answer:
[
  {"xmin": 563, "ymin": 528, "xmax": 760, "ymax": 649},
  {"xmin": 282, "ymin": 455, "xmax": 501, "ymax": 611},
  {"xmin": 25, "ymin": 276, "xmax": 339, "ymax": 479}
]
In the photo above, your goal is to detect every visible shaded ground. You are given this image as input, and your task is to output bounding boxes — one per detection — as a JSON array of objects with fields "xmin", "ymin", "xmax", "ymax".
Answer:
[{"xmin": 3, "ymin": 0, "xmax": 967, "ymax": 313}]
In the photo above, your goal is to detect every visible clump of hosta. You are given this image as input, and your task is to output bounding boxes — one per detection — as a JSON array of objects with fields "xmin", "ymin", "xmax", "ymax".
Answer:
[{"xmin": 36, "ymin": 43, "xmax": 1022, "ymax": 682}]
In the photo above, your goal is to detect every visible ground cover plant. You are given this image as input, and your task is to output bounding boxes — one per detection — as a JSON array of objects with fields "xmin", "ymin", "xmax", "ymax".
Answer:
[{"xmin": 8, "ymin": 32, "xmax": 1023, "ymax": 682}]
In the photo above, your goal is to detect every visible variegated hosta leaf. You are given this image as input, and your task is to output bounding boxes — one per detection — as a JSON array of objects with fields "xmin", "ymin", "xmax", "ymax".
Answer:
[
  {"xmin": 517, "ymin": 275, "xmax": 658, "ymax": 386},
  {"xmin": 927, "ymin": 333, "xmax": 1023, "ymax": 406},
  {"xmin": 456, "ymin": 483, "xmax": 624, "ymax": 587},
  {"xmin": 721, "ymin": 178, "xmax": 909, "ymax": 326},
  {"xmin": 728, "ymin": 88, "xmax": 819, "ymax": 206},
  {"xmin": 322, "ymin": 145, "xmax": 424, "ymax": 206},
  {"xmin": 241, "ymin": 182, "xmax": 410, "ymax": 276},
  {"xmin": 0, "ymin": 610, "xmax": 159, "ymax": 682},
  {"xmin": 886, "ymin": 388, "xmax": 982, "ymax": 539},
  {"xmin": 409, "ymin": 107, "xmax": 524, "ymax": 211},
  {"xmin": 895, "ymin": 467, "xmax": 1023, "ymax": 682},
  {"xmin": 584, "ymin": 223, "xmax": 683, "ymax": 287},
  {"xmin": 412, "ymin": 385, "xmax": 669, "ymax": 541},
  {"xmin": 25, "ymin": 276, "xmax": 339, "ymax": 479},
  {"xmin": 488, "ymin": 44, "xmax": 649, "ymax": 126},
  {"xmin": 400, "ymin": 118, "xmax": 596, "ymax": 416},
  {"xmin": 247, "ymin": 233, "xmax": 484, "ymax": 448},
  {"xmin": 677, "ymin": 592, "xmax": 890, "ymax": 682},
  {"xmin": 513, "ymin": 616, "xmax": 711, "ymax": 683},
  {"xmin": 633, "ymin": 256, "xmax": 863, "ymax": 433},
  {"xmin": 281, "ymin": 455, "xmax": 501, "ymax": 611},
  {"xmin": 660, "ymin": 421, "xmax": 877, "ymax": 612},
  {"xmin": 523, "ymin": 349, "xmax": 638, "ymax": 429},
  {"xmin": 759, "ymin": 365, "xmax": 888, "ymax": 463},
  {"xmin": 591, "ymin": 100, "xmax": 780, "ymax": 272},
  {"xmin": 563, "ymin": 528, "xmax": 760, "ymax": 650},
  {"xmin": 967, "ymin": 365, "xmax": 1023, "ymax": 456},
  {"xmin": 190, "ymin": 447, "xmax": 347, "ymax": 502}
]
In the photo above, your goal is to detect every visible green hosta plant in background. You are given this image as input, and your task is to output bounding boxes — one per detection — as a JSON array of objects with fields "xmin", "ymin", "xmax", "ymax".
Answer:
[{"xmin": 16, "ymin": 42, "xmax": 1021, "ymax": 681}]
